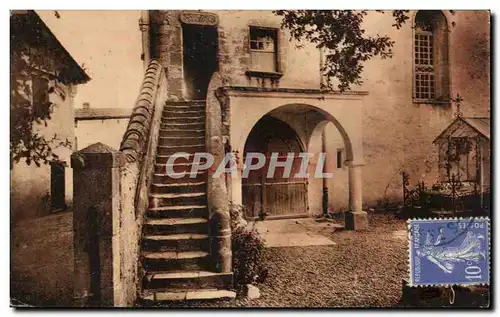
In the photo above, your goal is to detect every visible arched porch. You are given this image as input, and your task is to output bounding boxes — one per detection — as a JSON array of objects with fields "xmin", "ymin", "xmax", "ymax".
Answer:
[{"xmin": 224, "ymin": 87, "xmax": 368, "ymax": 230}]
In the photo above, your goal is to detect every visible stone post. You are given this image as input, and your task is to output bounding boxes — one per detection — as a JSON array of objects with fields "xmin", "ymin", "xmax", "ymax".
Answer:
[
  {"xmin": 71, "ymin": 142, "xmax": 125, "ymax": 307},
  {"xmin": 345, "ymin": 163, "xmax": 368, "ymax": 230},
  {"xmin": 208, "ymin": 144, "xmax": 232, "ymax": 273},
  {"xmin": 206, "ymin": 73, "xmax": 232, "ymax": 273}
]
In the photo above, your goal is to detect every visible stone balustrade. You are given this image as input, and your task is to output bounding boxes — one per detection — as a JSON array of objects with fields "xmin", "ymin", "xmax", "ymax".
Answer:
[
  {"xmin": 120, "ymin": 59, "xmax": 164, "ymax": 163},
  {"xmin": 72, "ymin": 59, "xmax": 167, "ymax": 307}
]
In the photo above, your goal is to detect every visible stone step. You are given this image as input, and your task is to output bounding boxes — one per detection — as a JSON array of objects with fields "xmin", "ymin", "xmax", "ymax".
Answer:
[
  {"xmin": 143, "ymin": 271, "xmax": 233, "ymax": 291},
  {"xmin": 143, "ymin": 217, "xmax": 208, "ymax": 235},
  {"xmin": 156, "ymin": 154, "xmax": 197, "ymax": 165},
  {"xmin": 160, "ymin": 122, "xmax": 205, "ymax": 130},
  {"xmin": 165, "ymin": 100, "xmax": 206, "ymax": 107},
  {"xmin": 150, "ymin": 182, "xmax": 206, "ymax": 195},
  {"xmin": 163, "ymin": 109, "xmax": 205, "ymax": 118},
  {"xmin": 154, "ymin": 162, "xmax": 192, "ymax": 175},
  {"xmin": 147, "ymin": 204, "xmax": 208, "ymax": 219},
  {"xmin": 153, "ymin": 171, "xmax": 206, "ymax": 184},
  {"xmin": 159, "ymin": 135, "xmax": 205, "ymax": 141},
  {"xmin": 154, "ymin": 162, "xmax": 210, "ymax": 175},
  {"xmin": 142, "ymin": 251, "xmax": 209, "ymax": 271},
  {"xmin": 142, "ymin": 233, "xmax": 209, "ymax": 252},
  {"xmin": 158, "ymin": 136, "xmax": 205, "ymax": 147},
  {"xmin": 156, "ymin": 144, "xmax": 205, "ymax": 156},
  {"xmin": 163, "ymin": 104, "xmax": 206, "ymax": 112},
  {"xmin": 149, "ymin": 192, "xmax": 207, "ymax": 208},
  {"xmin": 160, "ymin": 128, "xmax": 204, "ymax": 138},
  {"xmin": 162, "ymin": 116, "xmax": 204, "ymax": 124},
  {"xmin": 141, "ymin": 289, "xmax": 236, "ymax": 302}
]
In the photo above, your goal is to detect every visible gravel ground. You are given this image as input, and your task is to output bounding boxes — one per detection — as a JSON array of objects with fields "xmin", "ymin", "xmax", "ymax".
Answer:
[
  {"xmin": 166, "ymin": 212, "xmax": 408, "ymax": 308},
  {"xmin": 11, "ymin": 211, "xmax": 408, "ymax": 308},
  {"xmin": 11, "ymin": 211, "xmax": 74, "ymax": 307}
]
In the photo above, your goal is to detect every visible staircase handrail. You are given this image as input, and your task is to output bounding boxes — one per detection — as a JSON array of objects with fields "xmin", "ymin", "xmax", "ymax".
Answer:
[
  {"xmin": 120, "ymin": 59, "xmax": 164, "ymax": 162},
  {"xmin": 120, "ymin": 59, "xmax": 167, "ymax": 214}
]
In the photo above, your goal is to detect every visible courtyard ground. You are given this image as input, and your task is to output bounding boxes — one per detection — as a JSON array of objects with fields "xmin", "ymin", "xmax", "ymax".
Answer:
[
  {"xmin": 11, "ymin": 211, "xmax": 74, "ymax": 307},
  {"xmin": 194, "ymin": 213, "xmax": 408, "ymax": 308},
  {"xmin": 11, "ymin": 211, "xmax": 409, "ymax": 307}
]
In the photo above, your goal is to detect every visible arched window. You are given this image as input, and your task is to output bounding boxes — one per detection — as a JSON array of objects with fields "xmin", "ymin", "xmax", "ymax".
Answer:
[{"xmin": 413, "ymin": 11, "xmax": 450, "ymax": 102}]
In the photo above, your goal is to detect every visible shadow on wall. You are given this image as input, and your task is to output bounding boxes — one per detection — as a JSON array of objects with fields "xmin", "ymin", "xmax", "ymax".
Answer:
[{"xmin": 11, "ymin": 164, "xmax": 54, "ymax": 223}]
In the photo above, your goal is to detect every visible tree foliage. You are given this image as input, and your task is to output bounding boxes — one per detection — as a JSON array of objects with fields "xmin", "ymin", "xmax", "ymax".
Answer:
[
  {"xmin": 10, "ymin": 12, "xmax": 71, "ymax": 168},
  {"xmin": 274, "ymin": 10, "xmax": 411, "ymax": 91}
]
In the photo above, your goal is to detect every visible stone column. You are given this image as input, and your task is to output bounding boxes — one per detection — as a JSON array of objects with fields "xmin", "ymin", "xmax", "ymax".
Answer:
[
  {"xmin": 71, "ymin": 142, "xmax": 125, "ymax": 307},
  {"xmin": 230, "ymin": 166, "xmax": 243, "ymax": 206},
  {"xmin": 345, "ymin": 163, "xmax": 368, "ymax": 230},
  {"xmin": 321, "ymin": 130, "xmax": 330, "ymax": 216}
]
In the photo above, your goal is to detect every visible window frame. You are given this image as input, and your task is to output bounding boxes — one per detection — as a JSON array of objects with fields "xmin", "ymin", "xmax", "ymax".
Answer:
[
  {"xmin": 413, "ymin": 28, "xmax": 436, "ymax": 101},
  {"xmin": 336, "ymin": 149, "xmax": 343, "ymax": 169},
  {"xmin": 412, "ymin": 11, "xmax": 450, "ymax": 105},
  {"xmin": 248, "ymin": 26, "xmax": 280, "ymax": 74}
]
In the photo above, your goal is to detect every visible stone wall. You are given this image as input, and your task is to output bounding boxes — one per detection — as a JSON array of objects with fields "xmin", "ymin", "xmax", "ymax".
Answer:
[
  {"xmin": 149, "ymin": 10, "xmax": 184, "ymax": 100},
  {"xmin": 360, "ymin": 11, "xmax": 490, "ymax": 206},
  {"xmin": 151, "ymin": 10, "xmax": 321, "ymax": 98}
]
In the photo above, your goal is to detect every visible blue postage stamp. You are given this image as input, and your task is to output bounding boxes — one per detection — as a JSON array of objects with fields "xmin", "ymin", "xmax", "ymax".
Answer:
[{"xmin": 408, "ymin": 217, "xmax": 490, "ymax": 287}]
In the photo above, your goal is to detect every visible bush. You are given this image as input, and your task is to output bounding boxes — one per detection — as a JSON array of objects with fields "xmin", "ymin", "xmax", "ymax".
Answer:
[{"xmin": 229, "ymin": 204, "xmax": 268, "ymax": 288}]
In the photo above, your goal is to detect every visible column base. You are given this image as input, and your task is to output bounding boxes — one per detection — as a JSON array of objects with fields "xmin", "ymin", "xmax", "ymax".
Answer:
[{"xmin": 345, "ymin": 211, "xmax": 368, "ymax": 231}]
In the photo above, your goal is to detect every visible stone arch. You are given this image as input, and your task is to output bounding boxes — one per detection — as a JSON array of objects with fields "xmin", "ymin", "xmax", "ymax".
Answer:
[
  {"xmin": 235, "ymin": 103, "xmax": 359, "ymax": 166},
  {"xmin": 234, "ymin": 102, "xmax": 364, "ymax": 227},
  {"xmin": 243, "ymin": 115, "xmax": 305, "ymax": 154},
  {"xmin": 411, "ymin": 10, "xmax": 452, "ymax": 32}
]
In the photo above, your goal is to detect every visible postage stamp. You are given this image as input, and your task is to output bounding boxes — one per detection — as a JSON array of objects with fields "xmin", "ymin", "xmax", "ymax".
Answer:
[{"xmin": 408, "ymin": 217, "xmax": 490, "ymax": 287}]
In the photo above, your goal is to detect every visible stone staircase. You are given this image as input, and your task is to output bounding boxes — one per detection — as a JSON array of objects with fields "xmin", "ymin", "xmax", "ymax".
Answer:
[{"xmin": 139, "ymin": 100, "xmax": 235, "ymax": 303}]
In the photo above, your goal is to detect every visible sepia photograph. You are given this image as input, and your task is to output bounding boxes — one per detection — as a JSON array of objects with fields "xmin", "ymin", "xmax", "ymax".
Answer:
[{"xmin": 9, "ymin": 6, "xmax": 491, "ymax": 309}]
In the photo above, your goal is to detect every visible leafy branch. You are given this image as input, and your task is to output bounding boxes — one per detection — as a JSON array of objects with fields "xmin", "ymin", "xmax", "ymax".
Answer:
[
  {"xmin": 10, "ymin": 12, "xmax": 72, "ymax": 168},
  {"xmin": 274, "ymin": 10, "xmax": 411, "ymax": 92}
]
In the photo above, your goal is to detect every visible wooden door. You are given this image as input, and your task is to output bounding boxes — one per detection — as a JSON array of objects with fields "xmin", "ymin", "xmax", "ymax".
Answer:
[
  {"xmin": 51, "ymin": 161, "xmax": 66, "ymax": 211},
  {"xmin": 242, "ymin": 115, "xmax": 308, "ymax": 220},
  {"xmin": 243, "ymin": 155, "xmax": 308, "ymax": 220}
]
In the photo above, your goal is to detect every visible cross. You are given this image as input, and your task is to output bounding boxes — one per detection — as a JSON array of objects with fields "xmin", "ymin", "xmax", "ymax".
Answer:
[{"xmin": 453, "ymin": 93, "xmax": 464, "ymax": 118}]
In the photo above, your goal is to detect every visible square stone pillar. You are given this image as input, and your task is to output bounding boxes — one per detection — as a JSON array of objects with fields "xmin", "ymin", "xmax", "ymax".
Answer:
[
  {"xmin": 346, "ymin": 163, "xmax": 368, "ymax": 230},
  {"xmin": 71, "ymin": 142, "xmax": 125, "ymax": 307}
]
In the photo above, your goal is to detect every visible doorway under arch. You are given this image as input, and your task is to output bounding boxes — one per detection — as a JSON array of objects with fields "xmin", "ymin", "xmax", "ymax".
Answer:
[{"xmin": 242, "ymin": 115, "xmax": 308, "ymax": 219}]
